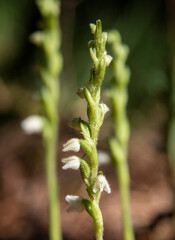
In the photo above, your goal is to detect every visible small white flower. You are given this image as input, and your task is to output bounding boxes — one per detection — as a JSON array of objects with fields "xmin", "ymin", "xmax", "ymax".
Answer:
[
  {"xmin": 21, "ymin": 115, "xmax": 43, "ymax": 134},
  {"xmin": 105, "ymin": 55, "xmax": 113, "ymax": 66},
  {"xmin": 65, "ymin": 195, "xmax": 84, "ymax": 213},
  {"xmin": 93, "ymin": 175, "xmax": 111, "ymax": 194},
  {"xmin": 98, "ymin": 150, "xmax": 110, "ymax": 166},
  {"xmin": 61, "ymin": 156, "xmax": 80, "ymax": 170},
  {"xmin": 63, "ymin": 138, "xmax": 80, "ymax": 152},
  {"xmin": 100, "ymin": 103, "xmax": 109, "ymax": 116}
]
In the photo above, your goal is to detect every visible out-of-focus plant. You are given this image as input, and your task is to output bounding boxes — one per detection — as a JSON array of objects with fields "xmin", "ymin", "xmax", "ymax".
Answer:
[
  {"xmin": 108, "ymin": 30, "xmax": 135, "ymax": 240},
  {"xmin": 168, "ymin": 57, "xmax": 175, "ymax": 184},
  {"xmin": 22, "ymin": 0, "xmax": 63, "ymax": 240},
  {"xmin": 62, "ymin": 20, "xmax": 112, "ymax": 240}
]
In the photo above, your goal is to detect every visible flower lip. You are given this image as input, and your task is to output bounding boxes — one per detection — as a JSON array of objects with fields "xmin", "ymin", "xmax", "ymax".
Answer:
[
  {"xmin": 21, "ymin": 115, "xmax": 43, "ymax": 134},
  {"xmin": 93, "ymin": 175, "xmax": 111, "ymax": 194},
  {"xmin": 65, "ymin": 195, "xmax": 84, "ymax": 213},
  {"xmin": 61, "ymin": 156, "xmax": 80, "ymax": 170},
  {"xmin": 63, "ymin": 138, "xmax": 80, "ymax": 152}
]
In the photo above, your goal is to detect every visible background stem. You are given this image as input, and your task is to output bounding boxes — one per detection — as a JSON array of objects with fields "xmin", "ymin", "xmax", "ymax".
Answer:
[
  {"xmin": 35, "ymin": 0, "xmax": 63, "ymax": 239},
  {"xmin": 45, "ymin": 122, "xmax": 62, "ymax": 240}
]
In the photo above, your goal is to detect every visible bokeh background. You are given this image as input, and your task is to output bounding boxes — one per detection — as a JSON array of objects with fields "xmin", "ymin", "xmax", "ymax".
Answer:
[{"xmin": 0, "ymin": 0, "xmax": 175, "ymax": 239}]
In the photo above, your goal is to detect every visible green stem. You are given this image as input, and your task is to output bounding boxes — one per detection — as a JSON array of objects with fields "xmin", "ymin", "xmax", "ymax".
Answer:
[
  {"xmin": 116, "ymin": 150, "xmax": 134, "ymax": 240},
  {"xmin": 45, "ymin": 122, "xmax": 62, "ymax": 240},
  {"xmin": 92, "ymin": 201, "xmax": 104, "ymax": 240},
  {"xmin": 108, "ymin": 30, "xmax": 135, "ymax": 240},
  {"xmin": 34, "ymin": 0, "xmax": 63, "ymax": 239}
]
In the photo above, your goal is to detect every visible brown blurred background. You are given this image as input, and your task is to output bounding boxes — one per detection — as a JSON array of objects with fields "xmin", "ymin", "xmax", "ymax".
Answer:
[{"xmin": 0, "ymin": 0, "xmax": 175, "ymax": 239}]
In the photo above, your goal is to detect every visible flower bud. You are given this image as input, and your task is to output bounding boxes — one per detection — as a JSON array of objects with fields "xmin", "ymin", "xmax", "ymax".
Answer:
[
  {"xmin": 77, "ymin": 87, "xmax": 85, "ymax": 98},
  {"xmin": 30, "ymin": 31, "xmax": 44, "ymax": 46},
  {"xmin": 89, "ymin": 24, "xmax": 96, "ymax": 34}
]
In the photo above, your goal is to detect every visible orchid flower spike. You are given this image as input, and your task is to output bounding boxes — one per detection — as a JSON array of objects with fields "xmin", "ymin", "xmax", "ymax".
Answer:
[
  {"xmin": 63, "ymin": 138, "xmax": 80, "ymax": 152},
  {"xmin": 61, "ymin": 156, "xmax": 80, "ymax": 170},
  {"xmin": 93, "ymin": 175, "xmax": 111, "ymax": 194},
  {"xmin": 65, "ymin": 195, "xmax": 85, "ymax": 213},
  {"xmin": 21, "ymin": 115, "xmax": 43, "ymax": 134}
]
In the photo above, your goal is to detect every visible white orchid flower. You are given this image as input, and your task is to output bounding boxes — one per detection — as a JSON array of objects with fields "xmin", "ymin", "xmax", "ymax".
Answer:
[
  {"xmin": 61, "ymin": 156, "xmax": 80, "ymax": 170},
  {"xmin": 21, "ymin": 115, "xmax": 43, "ymax": 134},
  {"xmin": 93, "ymin": 175, "xmax": 111, "ymax": 194},
  {"xmin": 63, "ymin": 138, "xmax": 80, "ymax": 152},
  {"xmin": 65, "ymin": 195, "xmax": 84, "ymax": 213}
]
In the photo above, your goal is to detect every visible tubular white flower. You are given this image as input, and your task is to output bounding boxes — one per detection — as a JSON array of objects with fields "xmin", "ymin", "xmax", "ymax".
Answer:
[
  {"xmin": 93, "ymin": 175, "xmax": 111, "ymax": 194},
  {"xmin": 21, "ymin": 115, "xmax": 43, "ymax": 134},
  {"xmin": 61, "ymin": 156, "xmax": 80, "ymax": 170},
  {"xmin": 100, "ymin": 103, "xmax": 109, "ymax": 116},
  {"xmin": 98, "ymin": 150, "xmax": 110, "ymax": 166},
  {"xmin": 63, "ymin": 138, "xmax": 80, "ymax": 152},
  {"xmin": 65, "ymin": 195, "xmax": 85, "ymax": 213}
]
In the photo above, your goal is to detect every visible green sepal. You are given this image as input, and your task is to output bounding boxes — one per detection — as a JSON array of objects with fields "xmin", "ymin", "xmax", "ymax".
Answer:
[
  {"xmin": 80, "ymin": 121, "xmax": 91, "ymax": 141},
  {"xmin": 82, "ymin": 199, "xmax": 93, "ymax": 217},
  {"xmin": 69, "ymin": 117, "xmax": 91, "ymax": 141},
  {"xmin": 80, "ymin": 158, "xmax": 91, "ymax": 183},
  {"xmin": 79, "ymin": 139, "xmax": 93, "ymax": 156},
  {"xmin": 82, "ymin": 86, "xmax": 95, "ymax": 108},
  {"xmin": 69, "ymin": 117, "xmax": 82, "ymax": 130}
]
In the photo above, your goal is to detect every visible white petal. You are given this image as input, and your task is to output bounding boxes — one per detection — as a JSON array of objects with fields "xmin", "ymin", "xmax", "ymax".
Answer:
[
  {"xmin": 105, "ymin": 55, "xmax": 113, "ymax": 66},
  {"xmin": 100, "ymin": 103, "xmax": 109, "ymax": 116},
  {"xmin": 21, "ymin": 115, "xmax": 43, "ymax": 134},
  {"xmin": 104, "ymin": 183, "xmax": 111, "ymax": 194},
  {"xmin": 65, "ymin": 195, "xmax": 84, "ymax": 213},
  {"xmin": 61, "ymin": 156, "xmax": 80, "ymax": 170},
  {"xmin": 63, "ymin": 138, "xmax": 80, "ymax": 152}
]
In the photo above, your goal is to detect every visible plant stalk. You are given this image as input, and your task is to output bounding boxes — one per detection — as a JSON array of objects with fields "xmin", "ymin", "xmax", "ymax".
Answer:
[
  {"xmin": 108, "ymin": 30, "xmax": 135, "ymax": 240},
  {"xmin": 34, "ymin": 0, "xmax": 63, "ymax": 239}
]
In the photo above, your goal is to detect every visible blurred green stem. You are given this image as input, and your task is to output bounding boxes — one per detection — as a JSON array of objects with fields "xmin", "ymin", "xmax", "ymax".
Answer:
[
  {"xmin": 108, "ymin": 30, "xmax": 135, "ymax": 240},
  {"xmin": 45, "ymin": 121, "xmax": 62, "ymax": 240},
  {"xmin": 33, "ymin": 0, "xmax": 63, "ymax": 239},
  {"xmin": 168, "ymin": 56, "xmax": 175, "ymax": 185}
]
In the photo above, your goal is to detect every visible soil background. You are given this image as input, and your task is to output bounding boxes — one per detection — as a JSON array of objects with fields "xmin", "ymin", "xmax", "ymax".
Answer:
[{"xmin": 0, "ymin": 106, "xmax": 175, "ymax": 240}]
